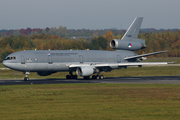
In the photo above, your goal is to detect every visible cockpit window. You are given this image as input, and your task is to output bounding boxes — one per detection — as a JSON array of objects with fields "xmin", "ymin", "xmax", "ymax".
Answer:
[
  {"xmin": 5, "ymin": 57, "xmax": 10, "ymax": 60},
  {"xmin": 5, "ymin": 56, "xmax": 16, "ymax": 60}
]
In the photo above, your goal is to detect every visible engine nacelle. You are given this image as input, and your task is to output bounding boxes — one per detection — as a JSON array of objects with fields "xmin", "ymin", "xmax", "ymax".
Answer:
[
  {"xmin": 110, "ymin": 39, "xmax": 146, "ymax": 51},
  {"xmin": 37, "ymin": 71, "xmax": 56, "ymax": 76},
  {"xmin": 76, "ymin": 66, "xmax": 94, "ymax": 76}
]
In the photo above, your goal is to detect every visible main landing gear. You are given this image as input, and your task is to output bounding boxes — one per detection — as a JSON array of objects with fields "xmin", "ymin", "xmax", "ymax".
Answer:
[
  {"xmin": 24, "ymin": 72, "xmax": 30, "ymax": 81},
  {"xmin": 92, "ymin": 75, "xmax": 104, "ymax": 79},
  {"xmin": 66, "ymin": 71, "xmax": 78, "ymax": 79},
  {"xmin": 83, "ymin": 75, "xmax": 104, "ymax": 80}
]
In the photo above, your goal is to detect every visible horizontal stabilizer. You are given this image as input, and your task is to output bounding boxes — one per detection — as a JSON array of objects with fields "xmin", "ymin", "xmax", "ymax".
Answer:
[{"xmin": 124, "ymin": 50, "xmax": 168, "ymax": 60}]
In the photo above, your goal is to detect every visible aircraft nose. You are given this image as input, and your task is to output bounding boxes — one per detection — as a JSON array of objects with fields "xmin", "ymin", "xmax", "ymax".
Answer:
[{"xmin": 3, "ymin": 60, "xmax": 9, "ymax": 68}]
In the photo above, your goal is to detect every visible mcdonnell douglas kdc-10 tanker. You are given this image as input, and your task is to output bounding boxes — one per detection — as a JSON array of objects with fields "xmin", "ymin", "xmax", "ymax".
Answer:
[{"xmin": 3, "ymin": 17, "xmax": 170, "ymax": 81}]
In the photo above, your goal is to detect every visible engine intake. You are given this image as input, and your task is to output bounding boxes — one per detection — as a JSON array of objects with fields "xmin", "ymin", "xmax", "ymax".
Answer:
[
  {"xmin": 110, "ymin": 39, "xmax": 146, "ymax": 51},
  {"xmin": 76, "ymin": 66, "xmax": 94, "ymax": 76}
]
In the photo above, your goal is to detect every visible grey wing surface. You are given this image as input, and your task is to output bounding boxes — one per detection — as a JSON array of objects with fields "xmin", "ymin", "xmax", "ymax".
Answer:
[{"xmin": 69, "ymin": 62, "xmax": 170, "ymax": 69}]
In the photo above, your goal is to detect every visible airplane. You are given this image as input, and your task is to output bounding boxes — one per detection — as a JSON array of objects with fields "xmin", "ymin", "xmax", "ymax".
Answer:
[{"xmin": 3, "ymin": 17, "xmax": 171, "ymax": 81}]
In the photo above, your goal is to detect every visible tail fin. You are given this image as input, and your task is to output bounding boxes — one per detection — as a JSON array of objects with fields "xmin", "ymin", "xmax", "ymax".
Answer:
[{"xmin": 121, "ymin": 17, "xmax": 143, "ymax": 40}]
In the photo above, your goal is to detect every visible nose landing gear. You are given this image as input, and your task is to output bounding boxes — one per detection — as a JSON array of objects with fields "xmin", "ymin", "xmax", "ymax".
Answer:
[{"xmin": 24, "ymin": 72, "xmax": 30, "ymax": 81}]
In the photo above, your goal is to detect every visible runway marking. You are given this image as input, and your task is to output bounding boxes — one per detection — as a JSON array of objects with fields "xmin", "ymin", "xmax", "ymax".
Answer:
[{"xmin": 14, "ymin": 81, "xmax": 23, "ymax": 82}]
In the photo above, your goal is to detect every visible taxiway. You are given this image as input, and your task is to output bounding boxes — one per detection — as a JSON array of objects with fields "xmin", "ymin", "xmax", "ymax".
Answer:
[{"xmin": 0, "ymin": 76, "xmax": 180, "ymax": 85}]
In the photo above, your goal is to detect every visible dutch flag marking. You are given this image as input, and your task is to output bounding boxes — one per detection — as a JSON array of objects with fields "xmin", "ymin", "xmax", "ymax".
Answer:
[{"xmin": 128, "ymin": 43, "xmax": 132, "ymax": 48}]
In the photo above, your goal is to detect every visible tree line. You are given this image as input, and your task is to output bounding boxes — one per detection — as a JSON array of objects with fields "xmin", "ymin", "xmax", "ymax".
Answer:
[
  {"xmin": 0, "ymin": 30, "xmax": 180, "ymax": 61},
  {"xmin": 0, "ymin": 26, "xmax": 178, "ymax": 39}
]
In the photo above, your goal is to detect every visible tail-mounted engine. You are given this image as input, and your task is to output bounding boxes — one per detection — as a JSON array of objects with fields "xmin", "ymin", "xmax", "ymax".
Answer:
[{"xmin": 110, "ymin": 39, "xmax": 146, "ymax": 51}]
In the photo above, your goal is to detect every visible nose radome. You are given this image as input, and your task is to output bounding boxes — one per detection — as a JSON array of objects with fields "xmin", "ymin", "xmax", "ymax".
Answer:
[
  {"xmin": 3, "ymin": 60, "xmax": 9, "ymax": 68},
  {"xmin": 3, "ymin": 60, "xmax": 6, "ymax": 67}
]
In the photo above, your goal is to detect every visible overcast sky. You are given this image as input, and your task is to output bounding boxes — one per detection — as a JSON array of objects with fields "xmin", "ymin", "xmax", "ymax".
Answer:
[{"xmin": 0, "ymin": 0, "xmax": 179, "ymax": 30}]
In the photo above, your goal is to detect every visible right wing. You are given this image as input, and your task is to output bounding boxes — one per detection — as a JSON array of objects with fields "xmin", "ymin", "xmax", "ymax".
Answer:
[
  {"xmin": 69, "ymin": 62, "xmax": 173, "ymax": 69},
  {"xmin": 94, "ymin": 62, "xmax": 170, "ymax": 68}
]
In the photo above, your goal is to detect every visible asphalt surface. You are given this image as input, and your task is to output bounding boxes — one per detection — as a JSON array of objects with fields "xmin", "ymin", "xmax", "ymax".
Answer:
[{"xmin": 1, "ymin": 76, "xmax": 180, "ymax": 85}]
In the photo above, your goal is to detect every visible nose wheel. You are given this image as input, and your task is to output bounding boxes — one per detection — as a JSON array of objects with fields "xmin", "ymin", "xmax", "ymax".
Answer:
[
  {"xmin": 24, "ymin": 77, "xmax": 29, "ymax": 81},
  {"xmin": 24, "ymin": 72, "xmax": 30, "ymax": 81}
]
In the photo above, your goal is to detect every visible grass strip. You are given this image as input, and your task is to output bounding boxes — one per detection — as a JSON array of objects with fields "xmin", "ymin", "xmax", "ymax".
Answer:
[{"xmin": 0, "ymin": 83, "xmax": 180, "ymax": 120}]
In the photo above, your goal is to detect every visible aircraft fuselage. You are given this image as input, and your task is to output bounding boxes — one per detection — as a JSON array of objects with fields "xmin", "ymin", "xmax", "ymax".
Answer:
[{"xmin": 3, "ymin": 50, "xmax": 136, "ymax": 72}]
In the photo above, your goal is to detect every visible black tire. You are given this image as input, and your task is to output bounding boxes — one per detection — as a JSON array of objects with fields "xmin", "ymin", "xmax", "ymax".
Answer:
[
  {"xmin": 74, "ymin": 75, "xmax": 78, "ymax": 79},
  {"xmin": 24, "ymin": 77, "xmax": 28, "ymax": 81},
  {"xmin": 100, "ymin": 75, "xmax": 104, "ymax": 79},
  {"xmin": 70, "ymin": 75, "xmax": 74, "ymax": 79},
  {"xmin": 66, "ymin": 75, "xmax": 70, "ymax": 79},
  {"xmin": 84, "ymin": 76, "xmax": 90, "ymax": 79}
]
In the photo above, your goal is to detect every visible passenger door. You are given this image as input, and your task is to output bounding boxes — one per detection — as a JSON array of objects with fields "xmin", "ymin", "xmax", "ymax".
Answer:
[
  {"xmin": 21, "ymin": 56, "xmax": 25, "ymax": 64},
  {"xmin": 48, "ymin": 56, "xmax": 53, "ymax": 64}
]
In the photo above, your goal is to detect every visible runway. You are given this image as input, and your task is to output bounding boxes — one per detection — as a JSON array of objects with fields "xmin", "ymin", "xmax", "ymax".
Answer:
[{"xmin": 1, "ymin": 76, "xmax": 180, "ymax": 85}]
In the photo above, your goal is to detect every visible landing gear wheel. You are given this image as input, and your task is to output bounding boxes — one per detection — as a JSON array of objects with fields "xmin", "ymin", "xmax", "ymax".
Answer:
[
  {"xmin": 70, "ymin": 75, "xmax": 74, "ymax": 79},
  {"xmin": 100, "ymin": 75, "xmax": 104, "ymax": 79},
  {"xmin": 84, "ymin": 76, "xmax": 90, "ymax": 79},
  {"xmin": 24, "ymin": 77, "xmax": 29, "ymax": 81},
  {"xmin": 66, "ymin": 75, "xmax": 78, "ymax": 79},
  {"xmin": 24, "ymin": 72, "xmax": 30, "ymax": 81},
  {"xmin": 92, "ymin": 75, "xmax": 96, "ymax": 79},
  {"xmin": 66, "ymin": 75, "xmax": 70, "ymax": 79},
  {"xmin": 74, "ymin": 75, "xmax": 78, "ymax": 79}
]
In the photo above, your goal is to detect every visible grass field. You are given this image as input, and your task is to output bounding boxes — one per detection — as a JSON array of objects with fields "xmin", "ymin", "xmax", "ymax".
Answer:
[
  {"xmin": 1, "ymin": 58, "xmax": 180, "ymax": 119},
  {"xmin": 0, "ymin": 84, "xmax": 180, "ymax": 120}
]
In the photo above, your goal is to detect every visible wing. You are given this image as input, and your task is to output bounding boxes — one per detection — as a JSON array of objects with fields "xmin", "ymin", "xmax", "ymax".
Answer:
[
  {"xmin": 69, "ymin": 62, "xmax": 172, "ymax": 69},
  {"xmin": 124, "ymin": 50, "xmax": 168, "ymax": 60},
  {"xmin": 69, "ymin": 50, "xmax": 171, "ymax": 69}
]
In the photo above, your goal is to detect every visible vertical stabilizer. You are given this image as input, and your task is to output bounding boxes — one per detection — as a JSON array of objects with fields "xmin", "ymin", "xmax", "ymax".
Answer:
[{"xmin": 121, "ymin": 17, "xmax": 143, "ymax": 40}]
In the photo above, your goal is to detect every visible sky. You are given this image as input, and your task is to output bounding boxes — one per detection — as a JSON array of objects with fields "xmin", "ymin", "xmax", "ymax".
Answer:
[{"xmin": 0, "ymin": 0, "xmax": 180, "ymax": 30}]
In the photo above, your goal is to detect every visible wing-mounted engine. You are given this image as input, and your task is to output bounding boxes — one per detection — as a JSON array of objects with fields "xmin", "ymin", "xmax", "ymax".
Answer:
[
  {"xmin": 110, "ymin": 39, "xmax": 146, "ymax": 51},
  {"xmin": 76, "ymin": 66, "xmax": 94, "ymax": 76},
  {"xmin": 37, "ymin": 71, "xmax": 56, "ymax": 76}
]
